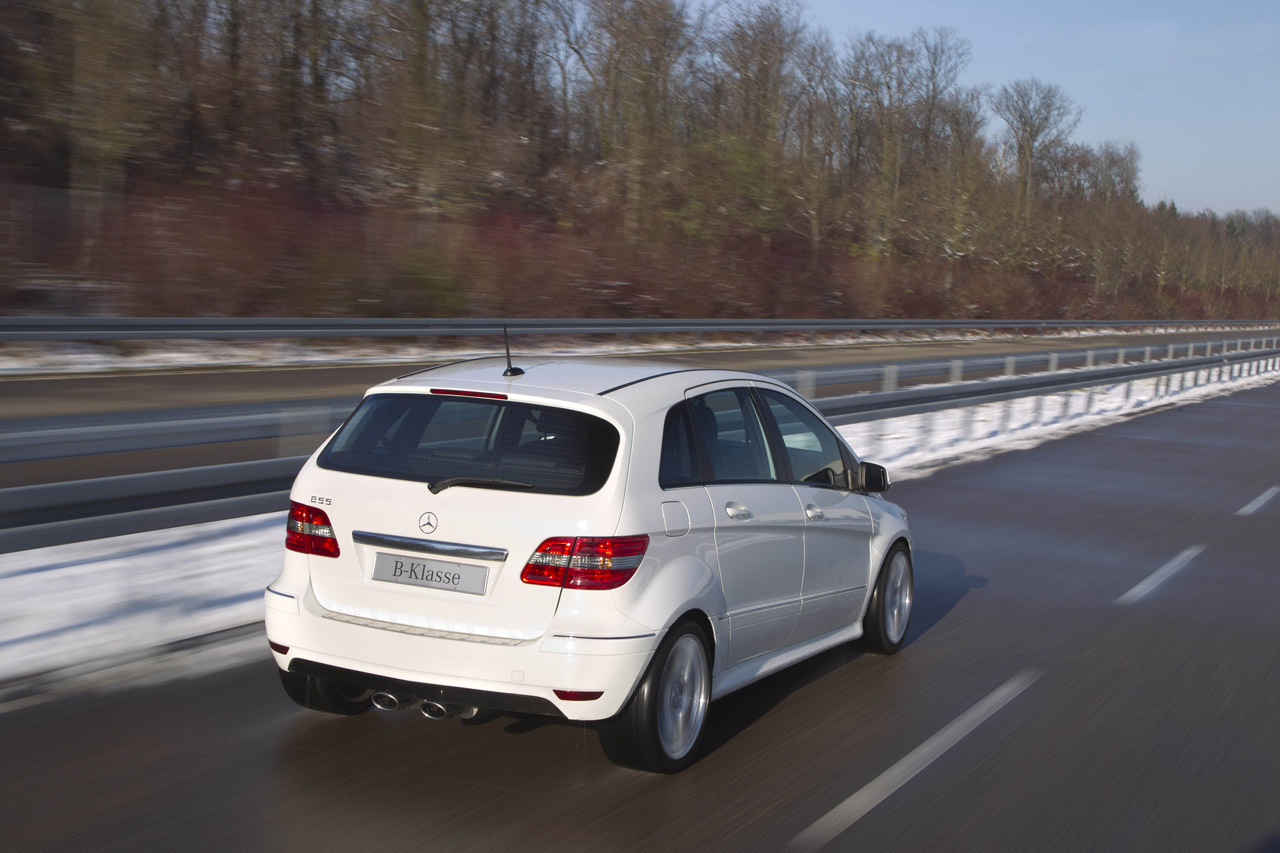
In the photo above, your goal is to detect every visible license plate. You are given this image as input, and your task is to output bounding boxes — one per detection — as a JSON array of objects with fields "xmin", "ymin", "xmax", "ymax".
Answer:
[{"xmin": 371, "ymin": 552, "xmax": 488, "ymax": 596}]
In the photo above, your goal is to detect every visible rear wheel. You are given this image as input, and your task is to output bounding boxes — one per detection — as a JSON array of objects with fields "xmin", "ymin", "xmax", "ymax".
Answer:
[
  {"xmin": 599, "ymin": 621, "xmax": 711, "ymax": 773},
  {"xmin": 864, "ymin": 544, "xmax": 913, "ymax": 654},
  {"xmin": 278, "ymin": 669, "xmax": 375, "ymax": 716}
]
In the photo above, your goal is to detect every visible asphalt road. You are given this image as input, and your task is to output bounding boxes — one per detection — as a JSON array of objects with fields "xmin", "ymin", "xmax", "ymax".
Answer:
[{"xmin": 2, "ymin": 377, "xmax": 1279, "ymax": 851}]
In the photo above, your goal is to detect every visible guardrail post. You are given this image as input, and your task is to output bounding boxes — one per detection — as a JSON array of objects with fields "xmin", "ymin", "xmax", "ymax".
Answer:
[
  {"xmin": 881, "ymin": 364, "xmax": 898, "ymax": 393},
  {"xmin": 1086, "ymin": 350, "xmax": 1094, "ymax": 368},
  {"xmin": 949, "ymin": 359, "xmax": 963, "ymax": 383},
  {"xmin": 1143, "ymin": 346, "xmax": 1151, "ymax": 362},
  {"xmin": 795, "ymin": 369, "xmax": 816, "ymax": 400},
  {"xmin": 1167, "ymin": 343, "xmax": 1175, "ymax": 360},
  {"xmin": 1004, "ymin": 356, "xmax": 1016, "ymax": 376},
  {"xmin": 1048, "ymin": 352, "xmax": 1059, "ymax": 372},
  {"xmin": 1033, "ymin": 393, "xmax": 1044, "ymax": 425},
  {"xmin": 1117, "ymin": 347, "xmax": 1126, "ymax": 365}
]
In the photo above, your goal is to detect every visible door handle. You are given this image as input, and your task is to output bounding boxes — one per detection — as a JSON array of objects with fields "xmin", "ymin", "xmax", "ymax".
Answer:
[
  {"xmin": 725, "ymin": 502, "xmax": 753, "ymax": 521},
  {"xmin": 805, "ymin": 504, "xmax": 825, "ymax": 521}
]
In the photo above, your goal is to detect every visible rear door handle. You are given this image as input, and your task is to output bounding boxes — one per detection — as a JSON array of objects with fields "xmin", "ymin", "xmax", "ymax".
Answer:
[
  {"xmin": 805, "ymin": 504, "xmax": 825, "ymax": 521},
  {"xmin": 725, "ymin": 502, "xmax": 753, "ymax": 521}
]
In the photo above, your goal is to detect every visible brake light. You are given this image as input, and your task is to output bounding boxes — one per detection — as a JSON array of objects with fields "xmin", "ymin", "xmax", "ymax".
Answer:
[
  {"xmin": 286, "ymin": 501, "xmax": 341, "ymax": 558},
  {"xmin": 430, "ymin": 388, "xmax": 508, "ymax": 400},
  {"xmin": 520, "ymin": 535, "xmax": 649, "ymax": 590}
]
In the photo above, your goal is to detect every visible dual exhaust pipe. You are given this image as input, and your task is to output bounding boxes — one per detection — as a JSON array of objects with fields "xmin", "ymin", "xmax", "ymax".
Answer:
[{"xmin": 371, "ymin": 691, "xmax": 477, "ymax": 720}]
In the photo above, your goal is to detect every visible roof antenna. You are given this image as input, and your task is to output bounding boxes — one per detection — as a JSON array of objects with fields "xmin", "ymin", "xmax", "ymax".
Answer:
[{"xmin": 502, "ymin": 325, "xmax": 524, "ymax": 377}]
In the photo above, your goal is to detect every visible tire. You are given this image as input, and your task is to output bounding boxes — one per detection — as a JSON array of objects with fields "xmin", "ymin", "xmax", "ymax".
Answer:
[
  {"xmin": 278, "ymin": 668, "xmax": 375, "ymax": 716},
  {"xmin": 863, "ymin": 544, "xmax": 913, "ymax": 655},
  {"xmin": 598, "ymin": 621, "xmax": 712, "ymax": 774}
]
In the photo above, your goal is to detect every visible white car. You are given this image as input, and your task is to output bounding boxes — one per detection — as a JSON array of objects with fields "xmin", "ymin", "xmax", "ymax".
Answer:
[{"xmin": 265, "ymin": 356, "xmax": 912, "ymax": 772}]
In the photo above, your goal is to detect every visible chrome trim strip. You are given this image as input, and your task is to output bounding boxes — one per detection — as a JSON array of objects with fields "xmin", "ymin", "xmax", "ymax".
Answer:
[
  {"xmin": 726, "ymin": 598, "xmax": 802, "ymax": 619},
  {"xmin": 802, "ymin": 585, "xmax": 867, "ymax": 603},
  {"xmin": 321, "ymin": 610, "xmax": 529, "ymax": 646},
  {"xmin": 352, "ymin": 530, "xmax": 508, "ymax": 562},
  {"xmin": 266, "ymin": 586, "xmax": 296, "ymax": 599},
  {"xmin": 552, "ymin": 633, "xmax": 657, "ymax": 641}
]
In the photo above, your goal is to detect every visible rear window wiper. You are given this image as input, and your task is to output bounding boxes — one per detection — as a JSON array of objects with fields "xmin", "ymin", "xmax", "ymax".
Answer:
[{"xmin": 428, "ymin": 476, "xmax": 535, "ymax": 495}]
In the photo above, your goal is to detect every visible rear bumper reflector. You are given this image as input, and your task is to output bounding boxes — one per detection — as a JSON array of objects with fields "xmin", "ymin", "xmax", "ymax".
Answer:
[{"xmin": 553, "ymin": 690, "xmax": 604, "ymax": 701}]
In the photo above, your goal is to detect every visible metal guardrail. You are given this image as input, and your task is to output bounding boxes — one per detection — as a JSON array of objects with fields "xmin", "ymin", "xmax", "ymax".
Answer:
[
  {"xmin": 2, "ymin": 316, "xmax": 1279, "ymax": 342},
  {"xmin": 822, "ymin": 345, "xmax": 1280, "ymax": 424},
  {"xmin": 0, "ymin": 457, "xmax": 305, "ymax": 553},
  {"xmin": 3, "ymin": 342, "xmax": 1278, "ymax": 553},
  {"xmin": 0, "ymin": 398, "xmax": 359, "ymax": 464},
  {"xmin": 4, "ymin": 335, "xmax": 1276, "ymax": 464}
]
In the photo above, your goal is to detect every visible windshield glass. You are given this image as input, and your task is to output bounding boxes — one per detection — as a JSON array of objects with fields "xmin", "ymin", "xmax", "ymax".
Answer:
[{"xmin": 318, "ymin": 393, "xmax": 620, "ymax": 496}]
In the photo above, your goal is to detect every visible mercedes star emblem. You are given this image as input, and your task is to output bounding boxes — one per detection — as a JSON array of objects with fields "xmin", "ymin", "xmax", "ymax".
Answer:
[{"xmin": 418, "ymin": 512, "xmax": 438, "ymax": 534}]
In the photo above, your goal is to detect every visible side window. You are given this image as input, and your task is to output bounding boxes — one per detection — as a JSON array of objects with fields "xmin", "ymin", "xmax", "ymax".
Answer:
[
  {"xmin": 759, "ymin": 389, "xmax": 849, "ymax": 488},
  {"xmin": 659, "ymin": 403, "xmax": 700, "ymax": 488},
  {"xmin": 687, "ymin": 388, "xmax": 779, "ymax": 483}
]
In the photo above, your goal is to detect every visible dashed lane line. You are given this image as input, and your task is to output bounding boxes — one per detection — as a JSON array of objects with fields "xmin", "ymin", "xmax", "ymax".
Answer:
[
  {"xmin": 1236, "ymin": 486, "xmax": 1279, "ymax": 517},
  {"xmin": 788, "ymin": 669, "xmax": 1043, "ymax": 852},
  {"xmin": 1115, "ymin": 545, "xmax": 1207, "ymax": 606}
]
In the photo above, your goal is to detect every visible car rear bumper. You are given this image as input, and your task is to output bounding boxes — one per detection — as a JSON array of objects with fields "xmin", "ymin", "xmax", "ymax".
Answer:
[{"xmin": 265, "ymin": 584, "xmax": 659, "ymax": 720}]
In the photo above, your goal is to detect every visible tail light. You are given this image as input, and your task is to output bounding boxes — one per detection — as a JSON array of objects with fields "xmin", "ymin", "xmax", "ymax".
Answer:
[
  {"xmin": 520, "ymin": 535, "xmax": 649, "ymax": 590},
  {"xmin": 286, "ymin": 501, "xmax": 341, "ymax": 558}
]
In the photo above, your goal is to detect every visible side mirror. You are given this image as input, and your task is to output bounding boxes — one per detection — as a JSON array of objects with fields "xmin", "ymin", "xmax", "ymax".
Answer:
[{"xmin": 859, "ymin": 461, "xmax": 891, "ymax": 493}]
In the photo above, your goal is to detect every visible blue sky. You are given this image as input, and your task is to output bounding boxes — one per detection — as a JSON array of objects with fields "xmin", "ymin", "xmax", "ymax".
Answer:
[{"xmin": 800, "ymin": 0, "xmax": 1280, "ymax": 215}]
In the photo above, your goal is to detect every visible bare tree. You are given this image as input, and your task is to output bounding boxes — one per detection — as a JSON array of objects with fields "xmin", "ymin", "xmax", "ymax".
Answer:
[
  {"xmin": 911, "ymin": 26, "xmax": 969, "ymax": 162},
  {"xmin": 990, "ymin": 77, "xmax": 1081, "ymax": 220}
]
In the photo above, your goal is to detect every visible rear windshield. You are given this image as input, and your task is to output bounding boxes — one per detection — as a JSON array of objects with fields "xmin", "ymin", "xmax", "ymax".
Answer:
[{"xmin": 318, "ymin": 393, "xmax": 620, "ymax": 496}]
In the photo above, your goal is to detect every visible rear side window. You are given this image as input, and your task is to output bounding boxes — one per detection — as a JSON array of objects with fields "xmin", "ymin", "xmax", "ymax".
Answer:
[
  {"xmin": 659, "ymin": 403, "xmax": 700, "ymax": 489},
  {"xmin": 319, "ymin": 393, "xmax": 620, "ymax": 496},
  {"xmin": 687, "ymin": 388, "xmax": 779, "ymax": 483}
]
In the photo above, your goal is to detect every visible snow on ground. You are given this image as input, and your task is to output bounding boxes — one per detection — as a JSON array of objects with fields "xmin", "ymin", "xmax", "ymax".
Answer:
[
  {"xmin": 0, "ymin": 325, "xmax": 1231, "ymax": 376},
  {"xmin": 0, "ymin": 514, "xmax": 284, "ymax": 694},
  {"xmin": 1, "ymin": 359, "xmax": 1278, "ymax": 700},
  {"xmin": 840, "ymin": 362, "xmax": 1280, "ymax": 479}
]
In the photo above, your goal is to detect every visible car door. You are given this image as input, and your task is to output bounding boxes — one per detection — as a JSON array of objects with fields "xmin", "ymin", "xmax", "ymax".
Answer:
[
  {"xmin": 755, "ymin": 387, "xmax": 875, "ymax": 644},
  {"xmin": 686, "ymin": 384, "xmax": 805, "ymax": 668}
]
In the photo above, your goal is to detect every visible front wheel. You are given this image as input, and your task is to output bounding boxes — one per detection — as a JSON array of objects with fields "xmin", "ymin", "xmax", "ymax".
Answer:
[
  {"xmin": 598, "ymin": 621, "xmax": 711, "ymax": 773},
  {"xmin": 864, "ymin": 545, "xmax": 913, "ymax": 654}
]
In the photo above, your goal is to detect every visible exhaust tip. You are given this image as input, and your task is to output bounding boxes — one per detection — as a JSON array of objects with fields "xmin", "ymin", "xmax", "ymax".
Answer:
[
  {"xmin": 420, "ymin": 701, "xmax": 479, "ymax": 720},
  {"xmin": 372, "ymin": 692, "xmax": 402, "ymax": 711}
]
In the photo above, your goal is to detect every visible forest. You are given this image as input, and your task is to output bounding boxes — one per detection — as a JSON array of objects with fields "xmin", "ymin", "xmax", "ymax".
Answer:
[{"xmin": 1, "ymin": 0, "xmax": 1277, "ymax": 320}]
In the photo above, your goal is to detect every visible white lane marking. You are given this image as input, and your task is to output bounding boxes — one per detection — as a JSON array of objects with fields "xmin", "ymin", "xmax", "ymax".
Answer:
[
  {"xmin": 788, "ymin": 669, "xmax": 1042, "ymax": 852},
  {"xmin": 1114, "ymin": 545, "xmax": 1206, "ymax": 605},
  {"xmin": 1236, "ymin": 486, "xmax": 1279, "ymax": 516}
]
